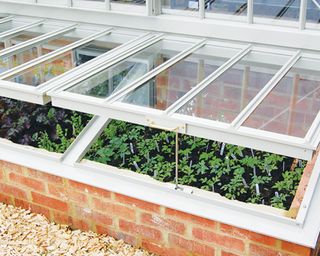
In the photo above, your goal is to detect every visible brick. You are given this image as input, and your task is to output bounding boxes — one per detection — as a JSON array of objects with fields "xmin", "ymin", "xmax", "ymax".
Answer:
[
  {"xmin": 119, "ymin": 219, "xmax": 162, "ymax": 242},
  {"xmin": 249, "ymin": 244, "xmax": 291, "ymax": 256},
  {"xmin": 53, "ymin": 211, "xmax": 90, "ymax": 231},
  {"xmin": 107, "ymin": 228, "xmax": 137, "ymax": 246},
  {"xmin": 74, "ymin": 206, "xmax": 113, "ymax": 227},
  {"xmin": 26, "ymin": 169, "xmax": 63, "ymax": 185},
  {"xmin": 14, "ymin": 199, "xmax": 51, "ymax": 220},
  {"xmin": 140, "ymin": 212, "xmax": 185, "ymax": 235},
  {"xmin": 48, "ymin": 183, "xmax": 88, "ymax": 204},
  {"xmin": 71, "ymin": 218, "xmax": 90, "ymax": 231},
  {"xmin": 9, "ymin": 172, "xmax": 45, "ymax": 192},
  {"xmin": 168, "ymin": 234, "xmax": 215, "ymax": 256},
  {"xmin": 0, "ymin": 193, "xmax": 13, "ymax": 205},
  {"xmin": 0, "ymin": 183, "xmax": 27, "ymax": 200},
  {"xmin": 0, "ymin": 161, "xmax": 24, "ymax": 174},
  {"xmin": 221, "ymin": 251, "xmax": 241, "ymax": 256},
  {"xmin": 31, "ymin": 192, "xmax": 68, "ymax": 212},
  {"xmin": 220, "ymin": 223, "xmax": 277, "ymax": 246},
  {"xmin": 165, "ymin": 208, "xmax": 216, "ymax": 229},
  {"xmin": 93, "ymin": 198, "xmax": 136, "ymax": 221},
  {"xmin": 141, "ymin": 240, "xmax": 171, "ymax": 256},
  {"xmin": 53, "ymin": 211, "xmax": 72, "ymax": 225},
  {"xmin": 114, "ymin": 193, "xmax": 161, "ymax": 213},
  {"xmin": 192, "ymin": 227, "xmax": 245, "ymax": 252},
  {"xmin": 92, "ymin": 211, "xmax": 113, "ymax": 226},
  {"xmin": 68, "ymin": 180, "xmax": 111, "ymax": 198},
  {"xmin": 96, "ymin": 225, "xmax": 109, "ymax": 234},
  {"xmin": 281, "ymin": 241, "xmax": 311, "ymax": 256}
]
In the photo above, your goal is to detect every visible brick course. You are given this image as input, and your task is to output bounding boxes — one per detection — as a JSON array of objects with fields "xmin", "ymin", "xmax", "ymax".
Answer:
[{"xmin": 0, "ymin": 160, "xmax": 314, "ymax": 256}]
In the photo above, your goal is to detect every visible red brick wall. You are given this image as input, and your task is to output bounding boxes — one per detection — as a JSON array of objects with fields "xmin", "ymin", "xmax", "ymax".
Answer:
[{"xmin": 0, "ymin": 160, "xmax": 313, "ymax": 256}]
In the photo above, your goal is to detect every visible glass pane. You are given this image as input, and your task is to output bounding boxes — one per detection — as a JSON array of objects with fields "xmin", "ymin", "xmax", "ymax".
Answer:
[
  {"xmin": 306, "ymin": 0, "xmax": 320, "ymax": 23},
  {"xmin": 120, "ymin": 45, "xmax": 240, "ymax": 110},
  {"xmin": 253, "ymin": 0, "xmax": 300, "ymax": 21},
  {"xmin": 177, "ymin": 51, "xmax": 291, "ymax": 123},
  {"xmin": 0, "ymin": 21, "xmax": 15, "ymax": 33},
  {"xmin": 162, "ymin": 0, "xmax": 199, "ymax": 11},
  {"xmin": 206, "ymin": 0, "xmax": 247, "ymax": 15},
  {"xmin": 7, "ymin": 34, "xmax": 123, "ymax": 86},
  {"xmin": 67, "ymin": 40, "xmax": 193, "ymax": 98},
  {"xmin": 243, "ymin": 58, "xmax": 320, "ymax": 138},
  {"xmin": 111, "ymin": 0, "xmax": 146, "ymax": 5},
  {"xmin": 0, "ymin": 30, "xmax": 93, "ymax": 74}
]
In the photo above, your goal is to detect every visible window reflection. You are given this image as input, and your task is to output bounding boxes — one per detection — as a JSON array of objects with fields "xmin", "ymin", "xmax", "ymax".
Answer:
[
  {"xmin": 162, "ymin": 0, "xmax": 199, "ymax": 11},
  {"xmin": 253, "ymin": 0, "xmax": 300, "ymax": 21},
  {"xmin": 244, "ymin": 58, "xmax": 320, "ymax": 138},
  {"xmin": 206, "ymin": 0, "xmax": 247, "ymax": 15},
  {"xmin": 177, "ymin": 51, "xmax": 290, "ymax": 123},
  {"xmin": 7, "ymin": 36, "xmax": 121, "ymax": 86},
  {"xmin": 67, "ymin": 40, "xmax": 186, "ymax": 98},
  {"xmin": 111, "ymin": 0, "xmax": 146, "ymax": 5},
  {"xmin": 121, "ymin": 45, "xmax": 240, "ymax": 110}
]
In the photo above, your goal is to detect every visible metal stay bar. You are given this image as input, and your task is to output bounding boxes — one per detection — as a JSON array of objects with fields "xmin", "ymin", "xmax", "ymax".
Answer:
[
  {"xmin": 107, "ymin": 38, "xmax": 208, "ymax": 103},
  {"xmin": 0, "ymin": 28, "xmax": 113, "ymax": 80},
  {"xmin": 164, "ymin": 44, "xmax": 252, "ymax": 115},
  {"xmin": 230, "ymin": 50, "xmax": 301, "ymax": 129},
  {"xmin": 0, "ymin": 23, "xmax": 77, "ymax": 58},
  {"xmin": 39, "ymin": 32, "xmax": 161, "ymax": 93},
  {"xmin": 0, "ymin": 19, "xmax": 45, "ymax": 39},
  {"xmin": 0, "ymin": 16, "xmax": 13, "ymax": 25}
]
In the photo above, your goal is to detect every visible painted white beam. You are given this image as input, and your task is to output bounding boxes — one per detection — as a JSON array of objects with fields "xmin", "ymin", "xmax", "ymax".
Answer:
[
  {"xmin": 299, "ymin": 0, "xmax": 308, "ymax": 30},
  {"xmin": 247, "ymin": 0, "xmax": 253, "ymax": 24}
]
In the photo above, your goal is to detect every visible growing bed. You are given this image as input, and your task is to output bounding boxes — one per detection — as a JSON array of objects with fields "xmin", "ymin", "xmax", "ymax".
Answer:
[{"xmin": 0, "ymin": 97, "xmax": 307, "ymax": 210}]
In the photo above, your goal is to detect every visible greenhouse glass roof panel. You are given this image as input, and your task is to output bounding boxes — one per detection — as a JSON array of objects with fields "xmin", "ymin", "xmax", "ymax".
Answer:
[
  {"xmin": 0, "ymin": 25, "xmax": 147, "ymax": 104},
  {"xmin": 0, "ymin": 23, "xmax": 58, "ymax": 47},
  {"xmin": 5, "ymin": 34, "xmax": 122, "ymax": 87},
  {"xmin": 0, "ymin": 27, "xmax": 85, "ymax": 73},
  {"xmin": 120, "ymin": 44, "xmax": 241, "ymax": 110},
  {"xmin": 243, "ymin": 57, "xmax": 320, "ymax": 138},
  {"xmin": 176, "ymin": 50, "xmax": 291, "ymax": 123},
  {"xmin": 66, "ymin": 39, "xmax": 189, "ymax": 98}
]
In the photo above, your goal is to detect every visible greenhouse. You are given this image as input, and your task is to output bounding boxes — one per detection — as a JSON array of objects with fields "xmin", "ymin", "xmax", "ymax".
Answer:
[{"xmin": 0, "ymin": 0, "xmax": 320, "ymax": 255}]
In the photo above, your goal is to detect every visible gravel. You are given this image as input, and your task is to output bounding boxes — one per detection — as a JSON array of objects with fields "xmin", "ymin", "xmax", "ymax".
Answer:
[{"xmin": 0, "ymin": 203, "xmax": 155, "ymax": 256}]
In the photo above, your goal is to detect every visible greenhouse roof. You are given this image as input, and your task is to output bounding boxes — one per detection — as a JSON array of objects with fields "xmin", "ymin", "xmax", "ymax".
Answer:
[{"xmin": 0, "ymin": 15, "xmax": 319, "ymax": 160}]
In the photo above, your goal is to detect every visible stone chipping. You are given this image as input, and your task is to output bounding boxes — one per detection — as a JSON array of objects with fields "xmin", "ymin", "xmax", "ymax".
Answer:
[{"xmin": 0, "ymin": 203, "xmax": 155, "ymax": 256}]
